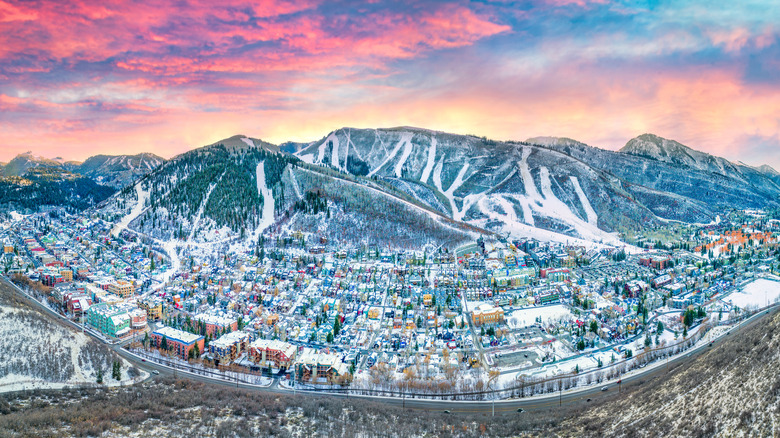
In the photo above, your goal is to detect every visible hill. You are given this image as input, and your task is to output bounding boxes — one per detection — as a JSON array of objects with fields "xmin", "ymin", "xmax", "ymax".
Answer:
[
  {"xmin": 551, "ymin": 307, "xmax": 780, "ymax": 437},
  {"xmin": 100, "ymin": 135, "xmax": 480, "ymax": 252},
  {"xmin": 74, "ymin": 153, "xmax": 165, "ymax": 188},
  {"xmin": 0, "ymin": 277, "xmax": 143, "ymax": 393}
]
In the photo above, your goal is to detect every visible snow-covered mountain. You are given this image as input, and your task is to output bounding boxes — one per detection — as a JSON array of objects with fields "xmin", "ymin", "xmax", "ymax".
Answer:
[
  {"xmin": 0, "ymin": 152, "xmax": 67, "ymax": 177},
  {"xmin": 101, "ymin": 134, "xmax": 478, "ymax": 253},
  {"xmin": 97, "ymin": 127, "xmax": 780, "ymax": 251},
  {"xmin": 620, "ymin": 133, "xmax": 739, "ymax": 175},
  {"xmin": 74, "ymin": 153, "xmax": 165, "ymax": 188}
]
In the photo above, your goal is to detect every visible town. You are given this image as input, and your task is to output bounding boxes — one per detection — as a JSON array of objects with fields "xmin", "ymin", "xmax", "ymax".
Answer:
[{"xmin": 3, "ymin": 208, "xmax": 780, "ymax": 396}]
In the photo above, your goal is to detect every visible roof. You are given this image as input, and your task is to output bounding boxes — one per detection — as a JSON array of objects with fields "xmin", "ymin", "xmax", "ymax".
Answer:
[
  {"xmin": 153, "ymin": 326, "xmax": 204, "ymax": 345},
  {"xmin": 250, "ymin": 339, "xmax": 297, "ymax": 358},
  {"xmin": 210, "ymin": 330, "xmax": 250, "ymax": 349}
]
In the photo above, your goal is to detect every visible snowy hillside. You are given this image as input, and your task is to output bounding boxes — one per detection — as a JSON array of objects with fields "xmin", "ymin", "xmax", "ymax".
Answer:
[
  {"xmin": 295, "ymin": 127, "xmax": 661, "ymax": 246},
  {"xmin": 75, "ymin": 153, "xmax": 165, "ymax": 188},
  {"xmin": 0, "ymin": 280, "xmax": 143, "ymax": 393}
]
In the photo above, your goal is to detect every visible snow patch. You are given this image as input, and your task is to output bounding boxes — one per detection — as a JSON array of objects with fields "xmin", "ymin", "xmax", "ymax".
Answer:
[{"xmin": 570, "ymin": 176, "xmax": 598, "ymax": 225}]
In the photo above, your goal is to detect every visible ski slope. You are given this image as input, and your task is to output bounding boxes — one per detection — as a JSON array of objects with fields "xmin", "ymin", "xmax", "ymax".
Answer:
[
  {"xmin": 111, "ymin": 183, "xmax": 149, "ymax": 237},
  {"xmin": 570, "ymin": 176, "xmax": 598, "ymax": 225},
  {"xmin": 420, "ymin": 137, "xmax": 437, "ymax": 183},
  {"xmin": 367, "ymin": 132, "xmax": 413, "ymax": 178},
  {"xmin": 254, "ymin": 161, "xmax": 275, "ymax": 237}
]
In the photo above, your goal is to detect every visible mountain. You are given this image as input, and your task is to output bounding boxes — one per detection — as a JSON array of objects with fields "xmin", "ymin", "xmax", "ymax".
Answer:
[
  {"xmin": 0, "ymin": 152, "xmax": 65, "ymax": 177},
  {"xmin": 98, "ymin": 128, "xmax": 780, "ymax": 251},
  {"xmin": 529, "ymin": 134, "xmax": 780, "ymax": 221},
  {"xmin": 101, "ymin": 134, "xmax": 478, "ymax": 251},
  {"xmin": 0, "ymin": 167, "xmax": 116, "ymax": 213},
  {"xmin": 620, "ymin": 133, "xmax": 740, "ymax": 175},
  {"xmin": 0, "ymin": 151, "xmax": 164, "ymax": 189},
  {"xmin": 74, "ymin": 153, "xmax": 165, "ymax": 188}
]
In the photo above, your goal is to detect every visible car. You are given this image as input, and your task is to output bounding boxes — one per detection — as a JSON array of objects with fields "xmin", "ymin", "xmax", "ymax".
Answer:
[
  {"xmin": 601, "ymin": 386, "xmax": 608, "ymax": 391},
  {"xmin": 141, "ymin": 359, "xmax": 146, "ymax": 362},
  {"xmin": 586, "ymin": 398, "xmax": 592, "ymax": 402},
  {"xmin": 516, "ymin": 408, "xmax": 525, "ymax": 413},
  {"xmin": 152, "ymin": 370, "xmax": 159, "ymax": 375},
  {"xmin": 443, "ymin": 410, "xmax": 451, "ymax": 414}
]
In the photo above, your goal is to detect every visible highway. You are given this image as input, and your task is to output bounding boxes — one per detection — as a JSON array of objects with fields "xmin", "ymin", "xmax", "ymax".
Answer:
[{"xmin": 2, "ymin": 272, "xmax": 774, "ymax": 416}]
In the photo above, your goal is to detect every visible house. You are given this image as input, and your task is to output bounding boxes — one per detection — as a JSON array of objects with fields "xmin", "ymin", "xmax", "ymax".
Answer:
[
  {"xmin": 151, "ymin": 326, "xmax": 205, "ymax": 360},
  {"xmin": 249, "ymin": 339, "xmax": 297, "ymax": 370},
  {"xmin": 209, "ymin": 330, "xmax": 251, "ymax": 363},
  {"xmin": 471, "ymin": 303, "xmax": 504, "ymax": 326},
  {"xmin": 138, "ymin": 297, "xmax": 164, "ymax": 321},
  {"xmin": 294, "ymin": 348, "xmax": 350, "ymax": 382}
]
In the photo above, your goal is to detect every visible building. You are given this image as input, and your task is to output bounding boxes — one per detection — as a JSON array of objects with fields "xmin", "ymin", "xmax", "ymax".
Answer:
[
  {"xmin": 249, "ymin": 339, "xmax": 297, "ymax": 370},
  {"xmin": 471, "ymin": 303, "xmax": 505, "ymax": 326},
  {"xmin": 540, "ymin": 268, "xmax": 570, "ymax": 283},
  {"xmin": 294, "ymin": 348, "xmax": 350, "ymax": 382},
  {"xmin": 535, "ymin": 290, "xmax": 560, "ymax": 305},
  {"xmin": 640, "ymin": 256, "xmax": 671, "ymax": 270},
  {"xmin": 108, "ymin": 280, "xmax": 134, "ymax": 298},
  {"xmin": 209, "ymin": 331, "xmax": 251, "ymax": 363},
  {"xmin": 151, "ymin": 326, "xmax": 205, "ymax": 360},
  {"xmin": 195, "ymin": 313, "xmax": 238, "ymax": 336},
  {"xmin": 138, "ymin": 297, "xmax": 164, "ymax": 321},
  {"xmin": 86, "ymin": 303, "xmax": 130, "ymax": 338}
]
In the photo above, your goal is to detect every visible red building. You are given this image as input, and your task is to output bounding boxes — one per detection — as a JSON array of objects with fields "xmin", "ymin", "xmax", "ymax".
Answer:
[{"xmin": 151, "ymin": 326, "xmax": 205, "ymax": 360}]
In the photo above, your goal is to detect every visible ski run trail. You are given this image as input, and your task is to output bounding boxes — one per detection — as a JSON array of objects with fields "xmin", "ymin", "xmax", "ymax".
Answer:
[
  {"xmin": 112, "ymin": 183, "xmax": 149, "ymax": 237},
  {"xmin": 253, "ymin": 161, "xmax": 275, "ymax": 238}
]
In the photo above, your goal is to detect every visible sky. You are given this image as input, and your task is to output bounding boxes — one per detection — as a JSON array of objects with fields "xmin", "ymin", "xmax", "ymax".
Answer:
[{"xmin": 1, "ymin": 0, "xmax": 779, "ymax": 168}]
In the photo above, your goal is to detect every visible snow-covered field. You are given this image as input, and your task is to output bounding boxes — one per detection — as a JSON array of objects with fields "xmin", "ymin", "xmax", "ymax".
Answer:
[
  {"xmin": 507, "ymin": 304, "xmax": 574, "ymax": 328},
  {"xmin": 725, "ymin": 278, "xmax": 780, "ymax": 309}
]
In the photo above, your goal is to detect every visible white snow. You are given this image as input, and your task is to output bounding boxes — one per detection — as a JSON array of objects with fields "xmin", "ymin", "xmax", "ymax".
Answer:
[
  {"xmin": 420, "ymin": 137, "xmax": 437, "ymax": 184},
  {"xmin": 507, "ymin": 305, "xmax": 574, "ymax": 328},
  {"xmin": 8, "ymin": 211, "xmax": 28, "ymax": 222},
  {"xmin": 433, "ymin": 158, "xmax": 475, "ymax": 221},
  {"xmin": 112, "ymin": 183, "xmax": 149, "ymax": 237},
  {"xmin": 254, "ymin": 161, "xmax": 276, "ymax": 237},
  {"xmin": 187, "ymin": 175, "xmax": 222, "ymax": 241},
  {"xmin": 725, "ymin": 278, "xmax": 780, "ymax": 309},
  {"xmin": 570, "ymin": 176, "xmax": 598, "ymax": 225},
  {"xmin": 240, "ymin": 137, "xmax": 254, "ymax": 148},
  {"xmin": 367, "ymin": 132, "xmax": 413, "ymax": 178},
  {"xmin": 287, "ymin": 167, "xmax": 303, "ymax": 200},
  {"xmin": 325, "ymin": 133, "xmax": 340, "ymax": 170},
  {"xmin": 394, "ymin": 136, "xmax": 414, "ymax": 178}
]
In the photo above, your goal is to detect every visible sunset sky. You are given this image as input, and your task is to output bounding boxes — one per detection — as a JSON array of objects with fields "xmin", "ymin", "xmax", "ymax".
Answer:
[{"xmin": 1, "ymin": 0, "xmax": 779, "ymax": 168}]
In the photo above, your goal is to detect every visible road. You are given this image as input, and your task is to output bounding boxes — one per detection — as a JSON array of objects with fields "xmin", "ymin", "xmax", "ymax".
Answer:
[{"xmin": 2, "ymin": 272, "xmax": 775, "ymax": 416}]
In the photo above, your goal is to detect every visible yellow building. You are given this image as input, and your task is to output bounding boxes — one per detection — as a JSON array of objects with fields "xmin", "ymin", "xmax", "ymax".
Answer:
[
  {"xmin": 471, "ymin": 304, "xmax": 505, "ymax": 326},
  {"xmin": 367, "ymin": 307, "xmax": 381, "ymax": 320},
  {"xmin": 138, "ymin": 298, "xmax": 164, "ymax": 321},
  {"xmin": 423, "ymin": 294, "xmax": 433, "ymax": 306},
  {"xmin": 60, "ymin": 269, "xmax": 73, "ymax": 282},
  {"xmin": 108, "ymin": 280, "xmax": 134, "ymax": 298}
]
